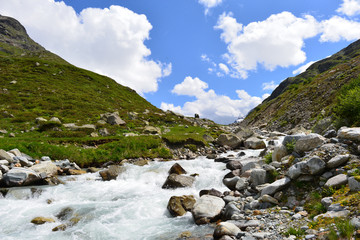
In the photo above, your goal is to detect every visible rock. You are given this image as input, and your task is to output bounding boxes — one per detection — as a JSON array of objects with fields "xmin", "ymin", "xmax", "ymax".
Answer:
[
  {"xmin": 143, "ymin": 126, "xmax": 161, "ymax": 134},
  {"xmin": 249, "ymin": 169, "xmax": 267, "ymax": 187},
  {"xmin": 213, "ymin": 222, "xmax": 241, "ymax": 239},
  {"xmin": 222, "ymin": 202, "xmax": 242, "ymax": 220},
  {"xmin": 99, "ymin": 165, "xmax": 124, "ymax": 181},
  {"xmin": 282, "ymin": 134, "xmax": 305, "ymax": 146},
  {"xmin": 324, "ymin": 130, "xmax": 337, "ymax": 138},
  {"xmin": 0, "ymin": 160, "xmax": 9, "ymax": 166},
  {"xmin": 31, "ymin": 217, "xmax": 55, "ymax": 225},
  {"xmin": 99, "ymin": 128, "xmax": 110, "ymax": 136},
  {"xmin": 67, "ymin": 169, "xmax": 86, "ymax": 175},
  {"xmin": 226, "ymin": 160, "xmax": 242, "ymax": 171},
  {"xmin": 272, "ymin": 145, "xmax": 288, "ymax": 162},
  {"xmin": 167, "ymin": 195, "xmax": 196, "ymax": 217},
  {"xmin": 101, "ymin": 112, "xmax": 126, "ymax": 125},
  {"xmin": 16, "ymin": 156, "xmax": 33, "ymax": 167},
  {"xmin": 306, "ymin": 156, "xmax": 326, "ymax": 175},
  {"xmin": 235, "ymin": 177, "xmax": 249, "ymax": 191},
  {"xmin": 168, "ymin": 163, "xmax": 187, "ymax": 175},
  {"xmin": 1, "ymin": 168, "xmax": 41, "ymax": 187},
  {"xmin": 87, "ymin": 167, "xmax": 99, "ymax": 173},
  {"xmin": 203, "ymin": 134, "xmax": 214, "ymax": 142},
  {"xmin": 324, "ymin": 174, "xmax": 348, "ymax": 188},
  {"xmin": 326, "ymin": 154, "xmax": 350, "ymax": 168},
  {"xmin": 328, "ymin": 203, "xmax": 344, "ymax": 212},
  {"xmin": 30, "ymin": 161, "xmax": 58, "ymax": 177},
  {"xmin": 348, "ymin": 176, "xmax": 360, "ymax": 191},
  {"xmin": 259, "ymin": 194, "xmax": 279, "ymax": 205},
  {"xmin": 321, "ymin": 197, "xmax": 333, "ymax": 210},
  {"xmin": 261, "ymin": 177, "xmax": 291, "ymax": 196},
  {"xmin": 191, "ymin": 195, "xmax": 225, "ymax": 225},
  {"xmin": 242, "ymin": 161, "xmax": 261, "ymax": 174},
  {"xmin": 217, "ymin": 134, "xmax": 243, "ymax": 149},
  {"xmin": 338, "ymin": 127, "xmax": 360, "ymax": 141},
  {"xmin": 314, "ymin": 210, "xmax": 350, "ymax": 221},
  {"xmin": 0, "ymin": 149, "xmax": 13, "ymax": 161},
  {"xmin": 52, "ymin": 224, "xmax": 67, "ymax": 231},
  {"xmin": 162, "ymin": 174, "xmax": 195, "ymax": 189},
  {"xmin": 294, "ymin": 134, "xmax": 325, "ymax": 153},
  {"xmin": 350, "ymin": 217, "xmax": 360, "ymax": 229},
  {"xmin": 41, "ymin": 156, "xmax": 51, "ymax": 161},
  {"xmin": 9, "ymin": 148, "xmax": 21, "ymax": 157},
  {"xmin": 0, "ymin": 164, "xmax": 9, "ymax": 173},
  {"xmin": 199, "ymin": 188, "xmax": 222, "ymax": 198},
  {"xmin": 49, "ymin": 117, "xmax": 61, "ymax": 124},
  {"xmin": 56, "ymin": 207, "xmax": 74, "ymax": 220},
  {"xmin": 244, "ymin": 137, "xmax": 266, "ymax": 149},
  {"xmin": 223, "ymin": 176, "xmax": 241, "ymax": 191},
  {"xmin": 35, "ymin": 117, "xmax": 47, "ymax": 124},
  {"xmin": 79, "ymin": 124, "xmax": 96, "ymax": 131},
  {"xmin": 287, "ymin": 162, "xmax": 307, "ymax": 179},
  {"xmin": 229, "ymin": 220, "xmax": 261, "ymax": 230}
]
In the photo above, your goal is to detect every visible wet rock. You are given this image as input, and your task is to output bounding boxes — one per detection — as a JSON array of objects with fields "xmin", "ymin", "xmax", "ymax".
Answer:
[
  {"xmin": 244, "ymin": 137, "xmax": 266, "ymax": 149},
  {"xmin": 337, "ymin": 127, "xmax": 360, "ymax": 141},
  {"xmin": 326, "ymin": 154, "xmax": 350, "ymax": 168},
  {"xmin": 162, "ymin": 174, "xmax": 195, "ymax": 189},
  {"xmin": 261, "ymin": 177, "xmax": 291, "ymax": 196},
  {"xmin": 217, "ymin": 134, "xmax": 243, "ymax": 149},
  {"xmin": 348, "ymin": 176, "xmax": 360, "ymax": 191},
  {"xmin": 192, "ymin": 195, "xmax": 225, "ymax": 225},
  {"xmin": 167, "ymin": 195, "xmax": 196, "ymax": 217},
  {"xmin": 169, "ymin": 163, "xmax": 187, "ymax": 175},
  {"xmin": 324, "ymin": 174, "xmax": 348, "ymax": 188},
  {"xmin": 199, "ymin": 188, "xmax": 222, "ymax": 198},
  {"xmin": 31, "ymin": 216, "xmax": 55, "ymax": 225},
  {"xmin": 56, "ymin": 207, "xmax": 74, "ymax": 220},
  {"xmin": 99, "ymin": 165, "xmax": 124, "ymax": 181},
  {"xmin": 30, "ymin": 161, "xmax": 58, "ymax": 177},
  {"xmin": 294, "ymin": 134, "xmax": 325, "ymax": 153},
  {"xmin": 226, "ymin": 160, "xmax": 242, "ymax": 171},
  {"xmin": 67, "ymin": 169, "xmax": 87, "ymax": 175},
  {"xmin": 52, "ymin": 224, "xmax": 67, "ymax": 231},
  {"xmin": 213, "ymin": 222, "xmax": 241, "ymax": 239},
  {"xmin": 1, "ymin": 168, "xmax": 41, "ymax": 187}
]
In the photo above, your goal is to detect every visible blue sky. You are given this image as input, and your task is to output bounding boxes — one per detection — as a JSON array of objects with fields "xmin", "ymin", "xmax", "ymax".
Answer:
[{"xmin": 1, "ymin": 0, "xmax": 360, "ymax": 123}]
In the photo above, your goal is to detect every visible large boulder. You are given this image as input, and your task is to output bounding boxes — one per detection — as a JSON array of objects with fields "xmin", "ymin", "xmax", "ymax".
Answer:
[
  {"xmin": 294, "ymin": 134, "xmax": 325, "ymax": 153},
  {"xmin": 282, "ymin": 134, "xmax": 305, "ymax": 146},
  {"xmin": 261, "ymin": 177, "xmax": 291, "ymax": 196},
  {"xmin": 226, "ymin": 160, "xmax": 242, "ymax": 171},
  {"xmin": 338, "ymin": 127, "xmax": 360, "ymax": 141},
  {"xmin": 167, "ymin": 195, "xmax": 196, "ymax": 217},
  {"xmin": 191, "ymin": 195, "xmax": 225, "ymax": 225},
  {"xmin": 286, "ymin": 157, "xmax": 325, "ymax": 179},
  {"xmin": 324, "ymin": 174, "xmax": 348, "ymax": 188},
  {"xmin": 223, "ymin": 176, "xmax": 240, "ymax": 191},
  {"xmin": 217, "ymin": 134, "xmax": 243, "ymax": 149},
  {"xmin": 168, "ymin": 163, "xmax": 187, "ymax": 175},
  {"xmin": 1, "ymin": 168, "xmax": 41, "ymax": 187},
  {"xmin": 162, "ymin": 174, "xmax": 195, "ymax": 189},
  {"xmin": 30, "ymin": 161, "xmax": 58, "ymax": 177},
  {"xmin": 101, "ymin": 112, "xmax": 126, "ymax": 125},
  {"xmin": 99, "ymin": 165, "xmax": 124, "ymax": 181},
  {"xmin": 272, "ymin": 145, "xmax": 288, "ymax": 162},
  {"xmin": 143, "ymin": 126, "xmax": 161, "ymax": 135},
  {"xmin": 249, "ymin": 169, "xmax": 267, "ymax": 187},
  {"xmin": 244, "ymin": 137, "xmax": 266, "ymax": 149},
  {"xmin": 326, "ymin": 154, "xmax": 350, "ymax": 168}
]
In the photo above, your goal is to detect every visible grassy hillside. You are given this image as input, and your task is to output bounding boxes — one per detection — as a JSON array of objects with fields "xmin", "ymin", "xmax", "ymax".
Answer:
[
  {"xmin": 240, "ymin": 39, "xmax": 360, "ymax": 132},
  {"xmin": 0, "ymin": 15, "xmax": 222, "ymax": 166}
]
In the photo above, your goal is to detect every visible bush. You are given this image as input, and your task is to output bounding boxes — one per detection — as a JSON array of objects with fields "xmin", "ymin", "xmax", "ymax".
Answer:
[
  {"xmin": 264, "ymin": 152, "xmax": 272, "ymax": 164},
  {"xmin": 285, "ymin": 139, "xmax": 296, "ymax": 153}
]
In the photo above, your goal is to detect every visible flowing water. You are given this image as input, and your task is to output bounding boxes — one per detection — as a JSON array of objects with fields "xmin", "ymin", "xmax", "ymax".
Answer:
[
  {"xmin": 0, "ymin": 137, "xmax": 282, "ymax": 240},
  {"xmin": 0, "ymin": 157, "xmax": 230, "ymax": 240}
]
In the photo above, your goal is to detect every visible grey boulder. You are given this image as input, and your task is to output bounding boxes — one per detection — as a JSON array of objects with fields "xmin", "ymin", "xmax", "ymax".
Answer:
[
  {"xmin": 191, "ymin": 195, "xmax": 225, "ymax": 224},
  {"xmin": 1, "ymin": 168, "xmax": 41, "ymax": 187}
]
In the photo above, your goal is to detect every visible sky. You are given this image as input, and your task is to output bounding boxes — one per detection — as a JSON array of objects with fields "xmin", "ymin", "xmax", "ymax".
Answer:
[{"xmin": 1, "ymin": 0, "xmax": 360, "ymax": 124}]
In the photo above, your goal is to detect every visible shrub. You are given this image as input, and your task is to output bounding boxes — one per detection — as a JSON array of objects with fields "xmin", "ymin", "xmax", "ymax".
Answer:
[
  {"xmin": 264, "ymin": 152, "xmax": 272, "ymax": 164},
  {"xmin": 285, "ymin": 139, "xmax": 296, "ymax": 153}
]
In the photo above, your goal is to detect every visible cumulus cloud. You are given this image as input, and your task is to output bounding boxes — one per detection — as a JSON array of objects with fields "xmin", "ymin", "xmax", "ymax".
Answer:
[
  {"xmin": 198, "ymin": 0, "xmax": 223, "ymax": 15},
  {"xmin": 337, "ymin": 0, "xmax": 360, "ymax": 16},
  {"xmin": 161, "ymin": 76, "xmax": 264, "ymax": 124},
  {"xmin": 218, "ymin": 63, "xmax": 230, "ymax": 74},
  {"xmin": 320, "ymin": 16, "xmax": 360, "ymax": 42},
  {"xmin": 215, "ymin": 11, "xmax": 320, "ymax": 79},
  {"xmin": 0, "ymin": 0, "xmax": 170, "ymax": 94},
  {"xmin": 262, "ymin": 81, "xmax": 278, "ymax": 91}
]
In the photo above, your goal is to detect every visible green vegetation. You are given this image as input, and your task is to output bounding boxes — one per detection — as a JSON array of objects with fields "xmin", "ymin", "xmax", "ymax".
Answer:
[
  {"xmin": 285, "ymin": 139, "xmax": 296, "ymax": 153},
  {"xmin": 335, "ymin": 77, "xmax": 360, "ymax": 126},
  {"xmin": 304, "ymin": 191, "xmax": 327, "ymax": 219},
  {"xmin": 264, "ymin": 152, "xmax": 272, "ymax": 164},
  {"xmin": 335, "ymin": 218, "xmax": 355, "ymax": 239},
  {"xmin": 283, "ymin": 227, "xmax": 305, "ymax": 238}
]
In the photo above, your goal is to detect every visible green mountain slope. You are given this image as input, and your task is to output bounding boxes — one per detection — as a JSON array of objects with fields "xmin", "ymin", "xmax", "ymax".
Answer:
[
  {"xmin": 0, "ymin": 15, "xmax": 181, "ymax": 131},
  {"xmin": 240, "ymin": 39, "xmax": 360, "ymax": 132}
]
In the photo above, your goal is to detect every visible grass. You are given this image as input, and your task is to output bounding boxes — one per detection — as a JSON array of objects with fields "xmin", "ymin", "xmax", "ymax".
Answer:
[
  {"xmin": 283, "ymin": 227, "xmax": 305, "ymax": 238},
  {"xmin": 264, "ymin": 152, "xmax": 273, "ymax": 164}
]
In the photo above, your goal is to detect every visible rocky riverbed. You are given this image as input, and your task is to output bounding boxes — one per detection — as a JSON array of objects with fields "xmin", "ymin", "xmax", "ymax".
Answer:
[{"xmin": 1, "ymin": 127, "xmax": 360, "ymax": 239}]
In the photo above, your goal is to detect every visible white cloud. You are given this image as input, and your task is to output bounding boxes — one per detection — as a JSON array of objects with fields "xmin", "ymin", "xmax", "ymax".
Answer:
[
  {"xmin": 198, "ymin": 0, "xmax": 223, "ymax": 15},
  {"xmin": 292, "ymin": 61, "xmax": 316, "ymax": 75},
  {"xmin": 218, "ymin": 63, "xmax": 229, "ymax": 74},
  {"xmin": 262, "ymin": 81, "xmax": 279, "ymax": 91},
  {"xmin": 0, "ymin": 0, "xmax": 170, "ymax": 94},
  {"xmin": 337, "ymin": 0, "xmax": 360, "ymax": 16},
  {"xmin": 161, "ymin": 76, "xmax": 264, "ymax": 124},
  {"xmin": 320, "ymin": 16, "xmax": 360, "ymax": 42},
  {"xmin": 215, "ymin": 11, "xmax": 320, "ymax": 79}
]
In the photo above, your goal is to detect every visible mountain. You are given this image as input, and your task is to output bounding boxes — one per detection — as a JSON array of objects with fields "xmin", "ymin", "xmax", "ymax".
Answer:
[
  {"xmin": 239, "ymin": 39, "xmax": 360, "ymax": 133},
  {"xmin": 0, "ymin": 15, "xmax": 187, "ymax": 132}
]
